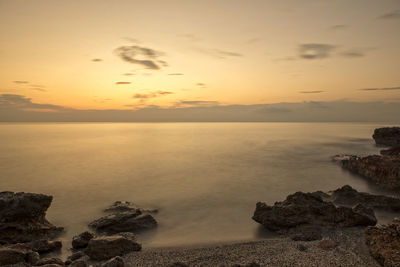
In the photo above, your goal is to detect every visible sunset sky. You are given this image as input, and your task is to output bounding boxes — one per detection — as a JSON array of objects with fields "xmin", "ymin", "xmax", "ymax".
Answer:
[{"xmin": 0, "ymin": 0, "xmax": 399, "ymax": 120}]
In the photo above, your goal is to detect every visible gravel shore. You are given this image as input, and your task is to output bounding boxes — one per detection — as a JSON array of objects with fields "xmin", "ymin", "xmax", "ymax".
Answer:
[{"xmin": 123, "ymin": 227, "xmax": 379, "ymax": 266}]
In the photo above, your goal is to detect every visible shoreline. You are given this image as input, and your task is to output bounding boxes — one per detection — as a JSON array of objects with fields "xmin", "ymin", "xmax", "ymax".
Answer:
[{"xmin": 122, "ymin": 227, "xmax": 379, "ymax": 266}]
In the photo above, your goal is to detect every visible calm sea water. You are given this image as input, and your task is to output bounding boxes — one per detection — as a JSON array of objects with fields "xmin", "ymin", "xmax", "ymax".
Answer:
[{"xmin": 0, "ymin": 122, "xmax": 397, "ymax": 254}]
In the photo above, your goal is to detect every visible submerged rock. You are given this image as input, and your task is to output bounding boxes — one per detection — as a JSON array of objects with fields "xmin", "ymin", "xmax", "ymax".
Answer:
[
  {"xmin": 0, "ymin": 191, "xmax": 63, "ymax": 244},
  {"xmin": 89, "ymin": 210, "xmax": 157, "ymax": 235},
  {"xmin": 72, "ymin": 231, "xmax": 94, "ymax": 249},
  {"xmin": 252, "ymin": 191, "xmax": 377, "ymax": 232},
  {"xmin": 373, "ymin": 127, "xmax": 400, "ymax": 147},
  {"xmin": 340, "ymin": 155, "xmax": 400, "ymax": 190},
  {"xmin": 365, "ymin": 218, "xmax": 400, "ymax": 266},
  {"xmin": 85, "ymin": 232, "xmax": 141, "ymax": 261},
  {"xmin": 330, "ymin": 185, "xmax": 400, "ymax": 211}
]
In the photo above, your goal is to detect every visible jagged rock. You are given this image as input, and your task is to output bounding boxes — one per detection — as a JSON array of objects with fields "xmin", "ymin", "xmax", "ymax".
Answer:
[
  {"xmin": 89, "ymin": 210, "xmax": 157, "ymax": 234},
  {"xmin": 0, "ymin": 247, "xmax": 26, "ymax": 265},
  {"xmin": 66, "ymin": 251, "xmax": 86, "ymax": 263},
  {"xmin": 0, "ymin": 191, "xmax": 63, "ymax": 244},
  {"xmin": 252, "ymin": 191, "xmax": 377, "ymax": 233},
  {"xmin": 72, "ymin": 231, "xmax": 94, "ymax": 249},
  {"xmin": 85, "ymin": 232, "xmax": 141, "ymax": 261},
  {"xmin": 373, "ymin": 127, "xmax": 400, "ymax": 147},
  {"xmin": 101, "ymin": 256, "xmax": 124, "ymax": 267},
  {"xmin": 8, "ymin": 239, "xmax": 62, "ymax": 254},
  {"xmin": 365, "ymin": 218, "xmax": 400, "ymax": 266},
  {"xmin": 69, "ymin": 259, "xmax": 87, "ymax": 267},
  {"xmin": 340, "ymin": 155, "xmax": 400, "ymax": 190},
  {"xmin": 330, "ymin": 185, "xmax": 400, "ymax": 211},
  {"xmin": 35, "ymin": 257, "xmax": 65, "ymax": 266},
  {"xmin": 105, "ymin": 201, "xmax": 157, "ymax": 214},
  {"xmin": 381, "ymin": 146, "xmax": 400, "ymax": 157}
]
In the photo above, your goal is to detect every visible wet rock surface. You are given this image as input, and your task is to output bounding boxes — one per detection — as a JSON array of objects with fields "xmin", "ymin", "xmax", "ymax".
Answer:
[
  {"xmin": 105, "ymin": 201, "xmax": 158, "ymax": 214},
  {"xmin": 329, "ymin": 185, "xmax": 400, "ymax": 211},
  {"xmin": 252, "ymin": 191, "xmax": 377, "ymax": 233},
  {"xmin": 89, "ymin": 210, "xmax": 157, "ymax": 235},
  {"xmin": 0, "ymin": 191, "xmax": 63, "ymax": 244},
  {"xmin": 72, "ymin": 231, "xmax": 94, "ymax": 249},
  {"xmin": 365, "ymin": 218, "xmax": 400, "ymax": 266},
  {"xmin": 340, "ymin": 155, "xmax": 400, "ymax": 190},
  {"xmin": 373, "ymin": 127, "xmax": 400, "ymax": 147},
  {"xmin": 85, "ymin": 232, "xmax": 141, "ymax": 261}
]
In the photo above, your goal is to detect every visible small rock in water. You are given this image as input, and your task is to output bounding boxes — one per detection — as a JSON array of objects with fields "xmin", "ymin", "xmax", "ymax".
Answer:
[
  {"xmin": 101, "ymin": 256, "xmax": 124, "ymax": 267},
  {"xmin": 72, "ymin": 231, "xmax": 94, "ymax": 249},
  {"xmin": 317, "ymin": 239, "xmax": 337, "ymax": 250},
  {"xmin": 85, "ymin": 232, "xmax": 141, "ymax": 261}
]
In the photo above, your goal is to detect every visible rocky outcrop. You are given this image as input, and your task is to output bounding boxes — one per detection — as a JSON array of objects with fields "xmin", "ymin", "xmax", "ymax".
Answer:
[
  {"xmin": 89, "ymin": 210, "xmax": 157, "ymax": 235},
  {"xmin": 340, "ymin": 155, "xmax": 400, "ymax": 190},
  {"xmin": 373, "ymin": 127, "xmax": 400, "ymax": 147},
  {"xmin": 381, "ymin": 146, "xmax": 400, "ymax": 157},
  {"xmin": 365, "ymin": 218, "xmax": 400, "ymax": 266},
  {"xmin": 329, "ymin": 185, "xmax": 400, "ymax": 211},
  {"xmin": 252, "ymin": 191, "xmax": 377, "ymax": 233},
  {"xmin": 72, "ymin": 231, "xmax": 94, "ymax": 249},
  {"xmin": 85, "ymin": 232, "xmax": 141, "ymax": 261},
  {"xmin": 105, "ymin": 201, "xmax": 157, "ymax": 214},
  {"xmin": 0, "ymin": 247, "xmax": 27, "ymax": 265},
  {"xmin": 0, "ymin": 191, "xmax": 63, "ymax": 244}
]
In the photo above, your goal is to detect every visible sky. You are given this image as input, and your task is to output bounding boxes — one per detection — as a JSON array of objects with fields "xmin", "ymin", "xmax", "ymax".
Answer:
[{"xmin": 0, "ymin": 0, "xmax": 399, "ymax": 121}]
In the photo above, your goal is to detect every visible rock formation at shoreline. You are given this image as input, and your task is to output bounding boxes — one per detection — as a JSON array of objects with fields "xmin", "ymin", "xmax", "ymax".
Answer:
[
  {"xmin": 252, "ymin": 190, "xmax": 377, "ymax": 233},
  {"xmin": 340, "ymin": 155, "xmax": 400, "ymax": 190},
  {"xmin": 365, "ymin": 218, "xmax": 400, "ymax": 266},
  {"xmin": 373, "ymin": 127, "xmax": 400, "ymax": 147},
  {"xmin": 0, "ymin": 191, "xmax": 63, "ymax": 244}
]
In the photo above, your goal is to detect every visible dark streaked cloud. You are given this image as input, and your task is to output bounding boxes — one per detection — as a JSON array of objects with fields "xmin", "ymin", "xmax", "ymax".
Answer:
[
  {"xmin": 114, "ymin": 45, "xmax": 166, "ymax": 70},
  {"xmin": 195, "ymin": 47, "xmax": 243, "ymax": 59},
  {"xmin": 378, "ymin": 10, "xmax": 400, "ymax": 20},
  {"xmin": 299, "ymin": 43, "xmax": 336, "ymax": 59},
  {"xmin": 178, "ymin": 100, "xmax": 220, "ymax": 107},
  {"xmin": 299, "ymin": 90, "xmax": 325, "ymax": 94},
  {"xmin": 340, "ymin": 47, "xmax": 376, "ymax": 58},
  {"xmin": 0, "ymin": 94, "xmax": 66, "ymax": 111},
  {"xmin": 13, "ymin": 81, "xmax": 29, "ymax": 84},
  {"xmin": 196, "ymin": 83, "xmax": 206, "ymax": 87},
  {"xmin": 360, "ymin": 86, "xmax": 400, "ymax": 91},
  {"xmin": 132, "ymin": 91, "xmax": 173, "ymax": 99},
  {"xmin": 91, "ymin": 58, "xmax": 103, "ymax": 62},
  {"xmin": 168, "ymin": 73, "xmax": 184, "ymax": 76},
  {"xmin": 31, "ymin": 88, "xmax": 47, "ymax": 92},
  {"xmin": 329, "ymin": 25, "xmax": 349, "ymax": 31},
  {"xmin": 123, "ymin": 73, "xmax": 135, "ymax": 76},
  {"xmin": 115, "ymin": 82, "xmax": 131, "ymax": 85}
]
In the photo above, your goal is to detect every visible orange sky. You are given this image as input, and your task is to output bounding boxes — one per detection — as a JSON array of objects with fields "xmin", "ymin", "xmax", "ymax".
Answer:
[{"xmin": 0, "ymin": 0, "xmax": 399, "ymax": 110}]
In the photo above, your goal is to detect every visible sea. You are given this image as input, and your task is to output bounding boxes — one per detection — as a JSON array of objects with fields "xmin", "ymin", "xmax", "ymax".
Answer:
[{"xmin": 0, "ymin": 122, "xmax": 398, "ymax": 255}]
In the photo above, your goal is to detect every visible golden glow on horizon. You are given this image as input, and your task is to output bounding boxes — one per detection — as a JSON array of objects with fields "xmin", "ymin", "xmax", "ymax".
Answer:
[{"xmin": 0, "ymin": 0, "xmax": 400, "ymax": 110}]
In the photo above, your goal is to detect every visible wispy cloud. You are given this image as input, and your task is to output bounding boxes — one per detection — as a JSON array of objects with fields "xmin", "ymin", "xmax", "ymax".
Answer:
[
  {"xmin": 378, "ymin": 10, "xmax": 400, "ymax": 20},
  {"xmin": 299, "ymin": 90, "xmax": 325, "ymax": 94},
  {"xmin": 114, "ymin": 45, "xmax": 167, "ymax": 70},
  {"xmin": 115, "ymin": 82, "xmax": 131, "ymax": 85},
  {"xmin": 329, "ymin": 25, "xmax": 349, "ymax": 31},
  {"xmin": 178, "ymin": 100, "xmax": 220, "ymax": 107},
  {"xmin": 132, "ymin": 91, "xmax": 173, "ymax": 100},
  {"xmin": 168, "ymin": 73, "xmax": 184, "ymax": 76},
  {"xmin": 92, "ymin": 58, "xmax": 103, "ymax": 62},
  {"xmin": 340, "ymin": 47, "xmax": 376, "ymax": 58},
  {"xmin": 299, "ymin": 43, "xmax": 336, "ymax": 59},
  {"xmin": 195, "ymin": 47, "xmax": 243, "ymax": 59},
  {"xmin": 123, "ymin": 73, "xmax": 135, "ymax": 76},
  {"xmin": 13, "ymin": 81, "xmax": 29, "ymax": 84},
  {"xmin": 196, "ymin": 83, "xmax": 206, "ymax": 88},
  {"xmin": 359, "ymin": 86, "xmax": 400, "ymax": 91}
]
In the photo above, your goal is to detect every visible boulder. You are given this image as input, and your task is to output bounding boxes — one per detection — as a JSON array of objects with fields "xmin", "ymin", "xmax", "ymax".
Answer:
[
  {"xmin": 89, "ymin": 211, "xmax": 157, "ymax": 234},
  {"xmin": 252, "ymin": 191, "xmax": 377, "ymax": 232},
  {"xmin": 69, "ymin": 259, "xmax": 87, "ymax": 267},
  {"xmin": 0, "ymin": 191, "xmax": 63, "ymax": 244},
  {"xmin": 35, "ymin": 257, "xmax": 65, "ymax": 266},
  {"xmin": 0, "ymin": 247, "xmax": 26, "ymax": 265},
  {"xmin": 85, "ymin": 232, "xmax": 141, "ymax": 261},
  {"xmin": 365, "ymin": 218, "xmax": 400, "ymax": 266},
  {"xmin": 72, "ymin": 231, "xmax": 94, "ymax": 249},
  {"xmin": 101, "ymin": 256, "xmax": 124, "ymax": 267},
  {"xmin": 340, "ymin": 155, "xmax": 400, "ymax": 190},
  {"xmin": 330, "ymin": 185, "xmax": 400, "ymax": 211},
  {"xmin": 373, "ymin": 127, "xmax": 400, "ymax": 147},
  {"xmin": 105, "ymin": 201, "xmax": 157, "ymax": 214}
]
